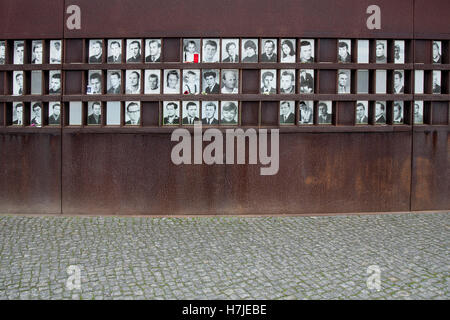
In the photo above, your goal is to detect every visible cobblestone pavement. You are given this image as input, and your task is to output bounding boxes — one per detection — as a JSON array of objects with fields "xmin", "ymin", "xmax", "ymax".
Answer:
[{"xmin": 0, "ymin": 213, "xmax": 448, "ymax": 300}]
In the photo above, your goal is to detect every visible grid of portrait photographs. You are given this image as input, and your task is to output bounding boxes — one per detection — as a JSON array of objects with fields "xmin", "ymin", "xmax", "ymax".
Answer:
[{"xmin": 1, "ymin": 38, "xmax": 447, "ymax": 128}]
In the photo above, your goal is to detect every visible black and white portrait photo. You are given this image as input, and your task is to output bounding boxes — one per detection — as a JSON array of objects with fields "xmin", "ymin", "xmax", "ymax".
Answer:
[
  {"xmin": 126, "ymin": 39, "xmax": 142, "ymax": 63},
  {"xmin": 164, "ymin": 69, "xmax": 181, "ymax": 94},
  {"xmin": 48, "ymin": 102, "xmax": 61, "ymax": 125},
  {"xmin": 393, "ymin": 101, "xmax": 404, "ymax": 124},
  {"xmin": 144, "ymin": 70, "xmax": 161, "ymax": 94},
  {"xmin": 376, "ymin": 40, "xmax": 387, "ymax": 63},
  {"xmin": 125, "ymin": 101, "xmax": 141, "ymax": 125},
  {"xmin": 107, "ymin": 39, "xmax": 122, "ymax": 63},
  {"xmin": 106, "ymin": 70, "xmax": 122, "ymax": 94},
  {"xmin": 183, "ymin": 39, "xmax": 200, "ymax": 63},
  {"xmin": 163, "ymin": 101, "xmax": 180, "ymax": 125},
  {"xmin": 182, "ymin": 101, "xmax": 200, "ymax": 125},
  {"xmin": 318, "ymin": 101, "xmax": 332, "ymax": 124},
  {"xmin": 202, "ymin": 39, "xmax": 220, "ymax": 63},
  {"xmin": 241, "ymin": 39, "xmax": 258, "ymax": 63},
  {"xmin": 375, "ymin": 101, "xmax": 387, "ymax": 124},
  {"xmin": 49, "ymin": 70, "xmax": 62, "ymax": 94},
  {"xmin": 13, "ymin": 71, "xmax": 24, "ymax": 95},
  {"xmin": 433, "ymin": 41, "xmax": 442, "ymax": 64},
  {"xmin": 12, "ymin": 102, "xmax": 24, "ymax": 125},
  {"xmin": 222, "ymin": 39, "xmax": 239, "ymax": 63},
  {"xmin": 49, "ymin": 40, "xmax": 62, "ymax": 64},
  {"xmin": 89, "ymin": 39, "xmax": 103, "ymax": 64},
  {"xmin": 106, "ymin": 101, "xmax": 121, "ymax": 125},
  {"xmin": 357, "ymin": 40, "xmax": 369, "ymax": 63},
  {"xmin": 202, "ymin": 69, "xmax": 220, "ymax": 94},
  {"xmin": 280, "ymin": 39, "xmax": 296, "ymax": 63},
  {"xmin": 355, "ymin": 101, "xmax": 369, "ymax": 124},
  {"xmin": 87, "ymin": 70, "xmax": 102, "ymax": 95},
  {"xmin": 30, "ymin": 102, "xmax": 42, "ymax": 127},
  {"xmin": 87, "ymin": 101, "xmax": 102, "ymax": 125},
  {"xmin": 14, "ymin": 40, "xmax": 24, "ymax": 65},
  {"xmin": 145, "ymin": 39, "xmax": 161, "ymax": 63},
  {"xmin": 299, "ymin": 39, "xmax": 314, "ymax": 63},
  {"xmin": 182, "ymin": 69, "xmax": 200, "ymax": 95},
  {"xmin": 260, "ymin": 69, "xmax": 277, "ymax": 94},
  {"xmin": 433, "ymin": 70, "xmax": 441, "ymax": 94},
  {"xmin": 394, "ymin": 40, "xmax": 405, "ymax": 64},
  {"xmin": 279, "ymin": 101, "xmax": 295, "ymax": 125},
  {"xmin": 0, "ymin": 41, "xmax": 6, "ymax": 64},
  {"xmin": 393, "ymin": 70, "xmax": 405, "ymax": 94},
  {"xmin": 221, "ymin": 70, "xmax": 239, "ymax": 94},
  {"xmin": 261, "ymin": 39, "xmax": 277, "ymax": 62},
  {"xmin": 280, "ymin": 70, "xmax": 296, "ymax": 94},
  {"xmin": 299, "ymin": 101, "xmax": 314, "ymax": 125},
  {"xmin": 338, "ymin": 40, "xmax": 351, "ymax": 63},
  {"xmin": 337, "ymin": 70, "xmax": 351, "ymax": 94},
  {"xmin": 31, "ymin": 40, "xmax": 43, "ymax": 64},
  {"xmin": 125, "ymin": 70, "xmax": 141, "ymax": 94},
  {"xmin": 299, "ymin": 69, "xmax": 314, "ymax": 93},
  {"xmin": 220, "ymin": 101, "xmax": 238, "ymax": 125},
  {"xmin": 202, "ymin": 101, "xmax": 219, "ymax": 125},
  {"xmin": 414, "ymin": 101, "xmax": 424, "ymax": 124}
]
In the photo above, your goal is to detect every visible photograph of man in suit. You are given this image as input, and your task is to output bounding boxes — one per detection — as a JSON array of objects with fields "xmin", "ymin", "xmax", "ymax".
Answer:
[
  {"xmin": 222, "ymin": 40, "xmax": 238, "ymax": 63},
  {"xmin": 242, "ymin": 40, "xmax": 258, "ymax": 63},
  {"xmin": 145, "ymin": 72, "xmax": 160, "ymax": 94},
  {"xmin": 31, "ymin": 41, "xmax": 43, "ymax": 64},
  {"xmin": 0, "ymin": 41, "xmax": 6, "ymax": 64},
  {"xmin": 433, "ymin": 42, "xmax": 442, "ymax": 64},
  {"xmin": 31, "ymin": 102, "xmax": 42, "ymax": 127},
  {"xmin": 355, "ymin": 102, "xmax": 368, "ymax": 124},
  {"xmin": 338, "ymin": 41, "xmax": 351, "ymax": 63},
  {"xmin": 299, "ymin": 69, "xmax": 314, "ymax": 93},
  {"xmin": 393, "ymin": 71, "xmax": 404, "ymax": 94},
  {"xmin": 261, "ymin": 40, "xmax": 277, "ymax": 62},
  {"xmin": 88, "ymin": 102, "xmax": 102, "ymax": 125},
  {"xmin": 126, "ymin": 71, "xmax": 141, "ymax": 94},
  {"xmin": 50, "ymin": 40, "xmax": 62, "ymax": 64},
  {"xmin": 221, "ymin": 70, "xmax": 238, "ymax": 94},
  {"xmin": 376, "ymin": 41, "xmax": 387, "ymax": 63},
  {"xmin": 414, "ymin": 102, "xmax": 423, "ymax": 124},
  {"xmin": 300, "ymin": 40, "xmax": 314, "ymax": 63},
  {"xmin": 202, "ymin": 102, "xmax": 219, "ymax": 125},
  {"xmin": 107, "ymin": 40, "xmax": 122, "ymax": 63},
  {"xmin": 221, "ymin": 102, "xmax": 238, "ymax": 125},
  {"xmin": 318, "ymin": 102, "xmax": 332, "ymax": 124},
  {"xmin": 107, "ymin": 71, "xmax": 121, "ymax": 94},
  {"xmin": 125, "ymin": 102, "xmax": 140, "ymax": 125},
  {"xmin": 163, "ymin": 102, "xmax": 180, "ymax": 125},
  {"xmin": 127, "ymin": 40, "xmax": 142, "ymax": 63},
  {"xmin": 14, "ymin": 41, "xmax": 24, "ymax": 64},
  {"xmin": 338, "ymin": 71, "xmax": 350, "ymax": 94},
  {"xmin": 145, "ymin": 39, "xmax": 161, "ymax": 63},
  {"xmin": 49, "ymin": 73, "xmax": 61, "ymax": 94},
  {"xmin": 299, "ymin": 101, "xmax": 313, "ymax": 124},
  {"xmin": 203, "ymin": 40, "xmax": 219, "ymax": 63},
  {"xmin": 202, "ymin": 70, "xmax": 220, "ymax": 94},
  {"xmin": 375, "ymin": 102, "xmax": 386, "ymax": 124},
  {"xmin": 14, "ymin": 72, "xmax": 23, "ymax": 95},
  {"xmin": 13, "ymin": 103, "xmax": 23, "ymax": 125},
  {"xmin": 48, "ymin": 103, "xmax": 61, "ymax": 125},
  {"xmin": 433, "ymin": 71, "xmax": 441, "ymax": 94},
  {"xmin": 88, "ymin": 72, "xmax": 102, "ymax": 94},
  {"xmin": 279, "ymin": 101, "xmax": 295, "ymax": 124},
  {"xmin": 182, "ymin": 102, "xmax": 200, "ymax": 125},
  {"xmin": 89, "ymin": 40, "xmax": 103, "ymax": 63},
  {"xmin": 280, "ymin": 70, "xmax": 295, "ymax": 94},
  {"xmin": 261, "ymin": 70, "xmax": 276, "ymax": 94},
  {"xmin": 393, "ymin": 103, "xmax": 403, "ymax": 124}
]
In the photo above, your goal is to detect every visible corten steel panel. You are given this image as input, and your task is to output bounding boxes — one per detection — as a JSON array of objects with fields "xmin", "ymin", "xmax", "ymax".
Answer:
[
  {"xmin": 0, "ymin": 0, "xmax": 63, "ymax": 39},
  {"xmin": 411, "ymin": 128, "xmax": 450, "ymax": 211},
  {"xmin": 414, "ymin": 0, "xmax": 450, "ymax": 39},
  {"xmin": 0, "ymin": 132, "xmax": 61, "ymax": 214},
  {"xmin": 62, "ymin": 132, "xmax": 411, "ymax": 215},
  {"xmin": 64, "ymin": 0, "xmax": 413, "ymax": 38}
]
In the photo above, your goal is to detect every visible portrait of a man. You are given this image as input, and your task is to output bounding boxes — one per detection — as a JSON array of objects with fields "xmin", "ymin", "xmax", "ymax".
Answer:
[
  {"xmin": 145, "ymin": 39, "xmax": 161, "ymax": 63},
  {"xmin": 164, "ymin": 70, "xmax": 181, "ymax": 94},
  {"xmin": 49, "ymin": 40, "xmax": 62, "ymax": 64},
  {"xmin": 13, "ymin": 71, "xmax": 24, "ymax": 95},
  {"xmin": 261, "ymin": 39, "xmax": 277, "ymax": 62},
  {"xmin": 299, "ymin": 69, "xmax": 314, "ymax": 93},
  {"xmin": 87, "ymin": 71, "xmax": 102, "ymax": 94},
  {"xmin": 182, "ymin": 69, "xmax": 200, "ymax": 95},
  {"xmin": 300, "ymin": 40, "xmax": 314, "ymax": 63},
  {"xmin": 125, "ymin": 70, "xmax": 141, "ymax": 94},
  {"xmin": 279, "ymin": 101, "xmax": 295, "ymax": 125},
  {"xmin": 163, "ymin": 101, "xmax": 180, "ymax": 125},
  {"xmin": 280, "ymin": 70, "xmax": 296, "ymax": 94},
  {"xmin": 202, "ymin": 101, "xmax": 219, "ymax": 125},
  {"xmin": 202, "ymin": 39, "xmax": 219, "ymax": 63},
  {"xmin": 260, "ymin": 70, "xmax": 277, "ymax": 94},
  {"xmin": 318, "ymin": 101, "xmax": 332, "ymax": 124},
  {"xmin": 433, "ymin": 41, "xmax": 442, "ymax": 64},
  {"xmin": 299, "ymin": 101, "xmax": 313, "ymax": 124},
  {"xmin": 375, "ymin": 101, "xmax": 386, "ymax": 124},
  {"xmin": 87, "ymin": 101, "xmax": 102, "ymax": 125},
  {"xmin": 126, "ymin": 40, "xmax": 142, "ymax": 63},
  {"xmin": 414, "ymin": 101, "xmax": 424, "ymax": 124},
  {"xmin": 125, "ymin": 102, "xmax": 141, "ymax": 125},
  {"xmin": 31, "ymin": 102, "xmax": 42, "ymax": 127},
  {"xmin": 338, "ymin": 40, "xmax": 351, "ymax": 63},
  {"xmin": 49, "ymin": 71, "xmax": 62, "ymax": 94},
  {"xmin": 48, "ymin": 102, "xmax": 61, "ymax": 125},
  {"xmin": 31, "ymin": 41, "xmax": 43, "ymax": 64},
  {"xmin": 376, "ymin": 40, "xmax": 387, "ymax": 63},
  {"xmin": 107, "ymin": 40, "xmax": 122, "ymax": 63},
  {"xmin": 182, "ymin": 101, "xmax": 200, "ymax": 125},
  {"xmin": 337, "ymin": 70, "xmax": 351, "ymax": 94},
  {"xmin": 432, "ymin": 70, "xmax": 441, "ymax": 94},
  {"xmin": 222, "ymin": 39, "xmax": 239, "ymax": 63},
  {"xmin": 14, "ymin": 41, "xmax": 24, "ymax": 65},
  {"xmin": 393, "ymin": 102, "xmax": 404, "ymax": 124},
  {"xmin": 221, "ymin": 70, "xmax": 239, "ymax": 94},
  {"xmin": 107, "ymin": 71, "xmax": 122, "ymax": 94},
  {"xmin": 89, "ymin": 40, "xmax": 103, "ymax": 63},
  {"xmin": 202, "ymin": 70, "xmax": 220, "ymax": 94},
  {"xmin": 393, "ymin": 70, "xmax": 404, "ymax": 94},
  {"xmin": 145, "ymin": 70, "xmax": 161, "ymax": 94},
  {"xmin": 13, "ymin": 103, "xmax": 24, "ymax": 125},
  {"xmin": 355, "ymin": 101, "xmax": 368, "ymax": 124}
]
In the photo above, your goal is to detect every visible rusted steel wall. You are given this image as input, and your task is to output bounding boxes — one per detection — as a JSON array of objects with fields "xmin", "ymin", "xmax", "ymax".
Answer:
[{"xmin": 0, "ymin": 0, "xmax": 448, "ymax": 215}]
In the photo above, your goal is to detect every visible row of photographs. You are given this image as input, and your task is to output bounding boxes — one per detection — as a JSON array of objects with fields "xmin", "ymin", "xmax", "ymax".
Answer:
[
  {"xmin": 0, "ymin": 39, "xmax": 445, "ymax": 65},
  {"xmin": 10, "ymin": 100, "xmax": 426, "ymax": 127},
  {"xmin": 9, "ymin": 69, "xmax": 445, "ymax": 96}
]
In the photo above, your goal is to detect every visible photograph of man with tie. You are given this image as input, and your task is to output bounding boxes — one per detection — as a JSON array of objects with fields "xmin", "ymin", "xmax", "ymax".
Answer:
[
  {"xmin": 182, "ymin": 101, "xmax": 200, "ymax": 125},
  {"xmin": 222, "ymin": 39, "xmax": 239, "ymax": 63},
  {"xmin": 145, "ymin": 39, "xmax": 161, "ymax": 63},
  {"xmin": 12, "ymin": 103, "xmax": 24, "ymax": 125},
  {"xmin": 107, "ymin": 40, "xmax": 122, "ymax": 63},
  {"xmin": 279, "ymin": 101, "xmax": 295, "ymax": 125},
  {"xmin": 202, "ymin": 101, "xmax": 219, "ymax": 125},
  {"xmin": 125, "ymin": 102, "xmax": 141, "ymax": 125},
  {"xmin": 13, "ymin": 71, "xmax": 24, "ymax": 95},
  {"xmin": 260, "ymin": 70, "xmax": 277, "ymax": 94}
]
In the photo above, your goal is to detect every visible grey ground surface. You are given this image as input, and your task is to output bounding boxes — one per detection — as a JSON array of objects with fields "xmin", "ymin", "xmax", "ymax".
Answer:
[{"xmin": 0, "ymin": 213, "xmax": 448, "ymax": 300}]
